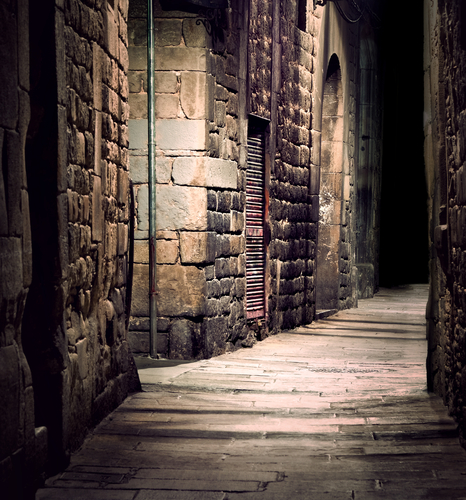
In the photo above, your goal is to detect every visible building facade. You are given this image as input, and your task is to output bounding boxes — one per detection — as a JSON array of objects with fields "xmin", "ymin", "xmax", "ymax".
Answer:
[{"xmin": 127, "ymin": 0, "xmax": 384, "ymax": 359}]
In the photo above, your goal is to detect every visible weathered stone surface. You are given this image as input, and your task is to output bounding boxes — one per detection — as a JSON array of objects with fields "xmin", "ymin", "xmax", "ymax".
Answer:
[
  {"xmin": 180, "ymin": 72, "xmax": 207, "ymax": 119},
  {"xmin": 128, "ymin": 93, "xmax": 147, "ymax": 119},
  {"xmin": 156, "ymin": 185, "xmax": 207, "ymax": 231},
  {"xmin": 172, "ymin": 157, "xmax": 237, "ymax": 189},
  {"xmin": 0, "ymin": 2, "xmax": 18, "ymax": 130},
  {"xmin": 131, "ymin": 264, "xmax": 149, "ymax": 316},
  {"xmin": 156, "ymin": 264, "xmax": 206, "ymax": 317},
  {"xmin": 156, "ymin": 239, "xmax": 179, "ymax": 264},
  {"xmin": 0, "ymin": 345, "xmax": 20, "ymax": 455},
  {"xmin": 76, "ymin": 338, "xmax": 88, "ymax": 379},
  {"xmin": 0, "ymin": 237, "xmax": 23, "ymax": 300},
  {"xmin": 169, "ymin": 320, "xmax": 194, "ymax": 360},
  {"xmin": 155, "ymin": 120, "xmax": 207, "ymax": 151},
  {"xmin": 128, "ymin": 331, "xmax": 150, "ymax": 354},
  {"xmin": 129, "ymin": 155, "xmax": 147, "ymax": 184},
  {"xmin": 133, "ymin": 240, "xmax": 149, "ymax": 263},
  {"xmin": 180, "ymin": 232, "xmax": 215, "ymax": 264},
  {"xmin": 154, "ymin": 47, "xmax": 207, "ymax": 71},
  {"xmin": 155, "ymin": 72, "xmax": 178, "ymax": 93},
  {"xmin": 130, "ymin": 156, "xmax": 172, "ymax": 184},
  {"xmin": 128, "ymin": 119, "xmax": 148, "ymax": 150},
  {"xmin": 154, "ymin": 94, "xmax": 180, "ymax": 119},
  {"xmin": 154, "ymin": 19, "xmax": 182, "ymax": 46},
  {"xmin": 182, "ymin": 18, "xmax": 208, "ymax": 48},
  {"xmin": 135, "ymin": 184, "xmax": 148, "ymax": 231}
]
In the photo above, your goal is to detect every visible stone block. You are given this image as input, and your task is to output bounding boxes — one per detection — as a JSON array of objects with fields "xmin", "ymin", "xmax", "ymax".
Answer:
[
  {"xmin": 129, "ymin": 155, "xmax": 147, "ymax": 184},
  {"xmin": 0, "ymin": 3, "xmax": 18, "ymax": 130},
  {"xmin": 155, "ymin": 119, "xmax": 207, "ymax": 151},
  {"xmin": 136, "ymin": 184, "xmax": 148, "ymax": 231},
  {"xmin": 128, "ymin": 71, "xmax": 146, "ymax": 93},
  {"xmin": 156, "ymin": 264, "xmax": 206, "ymax": 317},
  {"xmin": 310, "ymin": 129, "xmax": 321, "ymax": 166},
  {"xmin": 156, "ymin": 230, "xmax": 178, "ymax": 240},
  {"xmin": 181, "ymin": 72, "xmax": 207, "ymax": 119},
  {"xmin": 128, "ymin": 119, "xmax": 148, "ymax": 150},
  {"xmin": 154, "ymin": 47, "xmax": 207, "ymax": 71},
  {"xmin": 215, "ymin": 101, "xmax": 226, "ymax": 127},
  {"xmin": 21, "ymin": 190, "xmax": 32, "ymax": 288},
  {"xmin": 5, "ymin": 131, "xmax": 22, "ymax": 236},
  {"xmin": 156, "ymin": 239, "xmax": 179, "ymax": 264},
  {"xmin": 322, "ymin": 116, "xmax": 344, "ymax": 142},
  {"xmin": 154, "ymin": 72, "xmax": 178, "ymax": 93},
  {"xmin": 230, "ymin": 210, "xmax": 244, "ymax": 233},
  {"xmin": 156, "ymin": 185, "xmax": 207, "ymax": 231},
  {"xmin": 202, "ymin": 316, "xmax": 227, "ymax": 358},
  {"xmin": 129, "ymin": 316, "xmax": 150, "ymax": 332},
  {"xmin": 118, "ymin": 223, "xmax": 128, "ymax": 255},
  {"xmin": 180, "ymin": 231, "xmax": 216, "ymax": 264},
  {"xmin": 118, "ymin": 169, "xmax": 129, "ymax": 204},
  {"xmin": 76, "ymin": 338, "xmax": 88, "ymax": 379},
  {"xmin": 183, "ymin": 18, "xmax": 208, "ymax": 48},
  {"xmin": 172, "ymin": 157, "xmax": 237, "ymax": 189},
  {"xmin": 320, "ymin": 172, "xmax": 343, "ymax": 200},
  {"xmin": 0, "ymin": 345, "xmax": 20, "ymax": 455},
  {"xmin": 128, "ymin": 331, "xmax": 149, "ymax": 353},
  {"xmin": 155, "ymin": 157, "xmax": 172, "ymax": 184},
  {"xmin": 230, "ymin": 235, "xmax": 244, "ymax": 255},
  {"xmin": 343, "ymin": 174, "xmax": 351, "ymax": 201},
  {"xmin": 129, "ymin": 93, "xmax": 147, "ymax": 119},
  {"xmin": 131, "ymin": 263, "xmax": 149, "ymax": 316},
  {"xmin": 155, "ymin": 19, "xmax": 183, "ymax": 46},
  {"xmin": 92, "ymin": 176, "xmax": 103, "ymax": 240},
  {"xmin": 154, "ymin": 94, "xmax": 179, "ymax": 119},
  {"xmin": 169, "ymin": 319, "xmax": 194, "ymax": 359},
  {"xmin": 105, "ymin": 7, "xmax": 119, "ymax": 58},
  {"xmin": 321, "ymin": 140, "xmax": 343, "ymax": 173},
  {"xmin": 133, "ymin": 240, "xmax": 148, "ymax": 263}
]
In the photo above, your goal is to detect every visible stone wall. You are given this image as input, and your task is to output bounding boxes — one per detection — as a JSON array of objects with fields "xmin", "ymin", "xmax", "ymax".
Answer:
[
  {"xmin": 0, "ymin": 0, "xmax": 135, "ymax": 497},
  {"xmin": 128, "ymin": 0, "xmax": 250, "ymax": 358},
  {"xmin": 425, "ymin": 0, "xmax": 466, "ymax": 447},
  {"xmin": 269, "ymin": 1, "xmax": 316, "ymax": 330},
  {"xmin": 127, "ymin": 0, "xmax": 383, "ymax": 359},
  {"xmin": 0, "ymin": 0, "xmax": 40, "ymax": 497}
]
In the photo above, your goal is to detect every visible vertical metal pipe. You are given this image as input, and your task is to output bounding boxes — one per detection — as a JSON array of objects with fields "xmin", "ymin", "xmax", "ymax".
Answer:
[{"xmin": 147, "ymin": 0, "xmax": 157, "ymax": 357}]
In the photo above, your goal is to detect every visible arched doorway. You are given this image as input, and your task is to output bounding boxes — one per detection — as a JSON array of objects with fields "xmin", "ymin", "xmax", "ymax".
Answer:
[{"xmin": 316, "ymin": 54, "xmax": 344, "ymax": 311}]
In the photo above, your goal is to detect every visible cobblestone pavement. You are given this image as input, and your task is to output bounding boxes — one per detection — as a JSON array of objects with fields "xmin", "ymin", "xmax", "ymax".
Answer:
[{"xmin": 36, "ymin": 285, "xmax": 466, "ymax": 499}]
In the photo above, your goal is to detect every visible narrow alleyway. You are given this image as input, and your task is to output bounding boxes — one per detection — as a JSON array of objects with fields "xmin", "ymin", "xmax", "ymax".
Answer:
[{"xmin": 36, "ymin": 285, "xmax": 466, "ymax": 500}]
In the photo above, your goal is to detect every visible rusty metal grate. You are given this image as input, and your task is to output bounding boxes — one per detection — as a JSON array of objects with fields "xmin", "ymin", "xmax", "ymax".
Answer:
[{"xmin": 246, "ymin": 133, "xmax": 265, "ymax": 320}]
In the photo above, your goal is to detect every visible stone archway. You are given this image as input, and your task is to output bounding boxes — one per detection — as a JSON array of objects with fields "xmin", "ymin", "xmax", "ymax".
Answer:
[{"xmin": 315, "ymin": 54, "xmax": 344, "ymax": 311}]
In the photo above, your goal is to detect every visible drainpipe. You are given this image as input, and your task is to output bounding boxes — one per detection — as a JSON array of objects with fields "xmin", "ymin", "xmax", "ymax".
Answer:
[{"xmin": 147, "ymin": 0, "xmax": 157, "ymax": 358}]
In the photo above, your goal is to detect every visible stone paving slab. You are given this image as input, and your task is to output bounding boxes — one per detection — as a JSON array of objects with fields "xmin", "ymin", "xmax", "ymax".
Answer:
[{"xmin": 36, "ymin": 285, "xmax": 466, "ymax": 499}]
